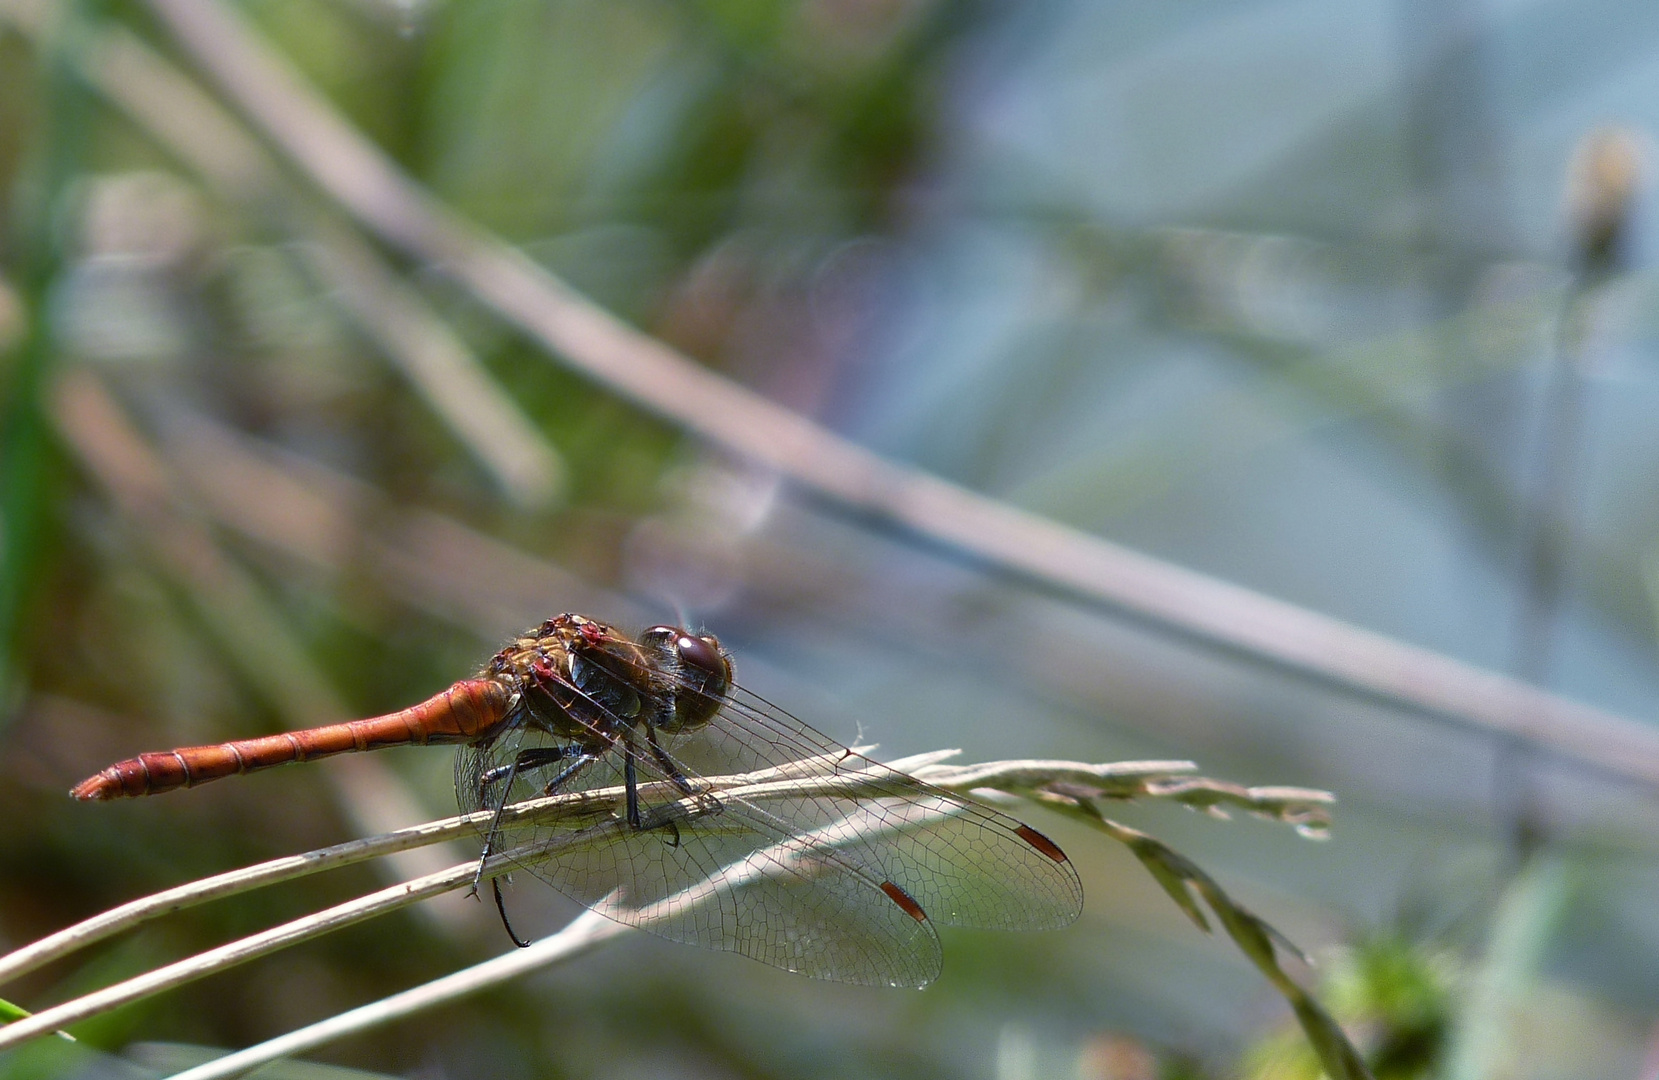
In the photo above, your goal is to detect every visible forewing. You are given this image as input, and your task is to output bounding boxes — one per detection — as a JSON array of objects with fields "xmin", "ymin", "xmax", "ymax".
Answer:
[
  {"xmin": 675, "ymin": 685, "xmax": 1085, "ymax": 933},
  {"xmin": 458, "ymin": 717, "xmax": 942, "ymax": 988}
]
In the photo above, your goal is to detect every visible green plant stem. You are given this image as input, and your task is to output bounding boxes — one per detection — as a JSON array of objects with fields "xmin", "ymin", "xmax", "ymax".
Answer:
[{"xmin": 1442, "ymin": 857, "xmax": 1574, "ymax": 1080}]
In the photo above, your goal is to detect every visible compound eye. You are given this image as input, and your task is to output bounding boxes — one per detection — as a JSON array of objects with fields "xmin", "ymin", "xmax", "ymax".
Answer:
[{"xmin": 674, "ymin": 633, "xmax": 729, "ymax": 684}]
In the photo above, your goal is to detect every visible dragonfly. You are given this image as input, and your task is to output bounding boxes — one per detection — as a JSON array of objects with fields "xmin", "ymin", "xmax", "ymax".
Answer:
[{"xmin": 72, "ymin": 613, "xmax": 1083, "ymax": 988}]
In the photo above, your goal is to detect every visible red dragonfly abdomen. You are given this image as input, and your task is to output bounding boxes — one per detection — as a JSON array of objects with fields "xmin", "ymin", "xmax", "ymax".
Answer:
[{"xmin": 70, "ymin": 678, "xmax": 513, "ymax": 801}]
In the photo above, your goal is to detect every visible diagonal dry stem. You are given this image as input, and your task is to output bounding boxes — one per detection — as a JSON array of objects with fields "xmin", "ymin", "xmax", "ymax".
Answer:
[
  {"xmin": 0, "ymin": 748, "xmax": 889, "ymax": 988},
  {"xmin": 0, "ymin": 811, "xmax": 484, "ymax": 989},
  {"xmin": 0, "ymin": 812, "xmax": 669, "ymax": 1050},
  {"xmin": 62, "ymin": 756, "xmax": 1357, "ymax": 1080},
  {"xmin": 162, "ymin": 910, "xmax": 629, "ymax": 1080},
  {"xmin": 118, "ymin": 0, "xmax": 1659, "ymax": 789},
  {"xmin": 0, "ymin": 859, "xmax": 479, "ymax": 1050},
  {"xmin": 0, "ymin": 756, "xmax": 1233, "ymax": 1052}
]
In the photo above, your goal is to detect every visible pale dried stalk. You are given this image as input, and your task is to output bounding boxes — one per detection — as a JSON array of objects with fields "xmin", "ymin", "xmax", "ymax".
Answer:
[
  {"xmin": 0, "ymin": 812, "xmax": 478, "ymax": 988},
  {"xmin": 164, "ymin": 911, "xmax": 628, "ymax": 1080},
  {"xmin": 0, "ymin": 756, "xmax": 1220, "ymax": 1052},
  {"xmin": 0, "ymin": 817, "xmax": 655, "ymax": 1049},
  {"xmin": 0, "ymin": 824, "xmax": 639, "ymax": 1052},
  {"xmin": 0, "ymin": 747, "xmax": 883, "ymax": 987},
  {"xmin": 0, "ymin": 861, "xmax": 473, "ymax": 1050},
  {"xmin": 149, "ymin": 756, "xmax": 1349, "ymax": 1080}
]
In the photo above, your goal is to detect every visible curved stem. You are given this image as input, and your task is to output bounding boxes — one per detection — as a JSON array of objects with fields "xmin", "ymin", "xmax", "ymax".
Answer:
[{"xmin": 164, "ymin": 910, "xmax": 629, "ymax": 1080}]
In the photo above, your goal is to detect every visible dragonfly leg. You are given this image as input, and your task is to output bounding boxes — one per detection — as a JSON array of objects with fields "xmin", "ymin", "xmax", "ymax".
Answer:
[
  {"xmin": 632, "ymin": 725, "xmax": 705, "ymax": 845},
  {"xmin": 618, "ymin": 728, "xmax": 710, "ymax": 841},
  {"xmin": 471, "ymin": 742, "xmax": 598, "ymax": 897},
  {"xmin": 622, "ymin": 740, "xmax": 642, "ymax": 830},
  {"xmin": 642, "ymin": 720, "xmax": 720, "ymax": 841},
  {"xmin": 643, "ymin": 718, "xmax": 695, "ymax": 796},
  {"xmin": 470, "ymin": 752, "xmax": 523, "ymax": 898},
  {"xmin": 474, "ymin": 745, "xmax": 593, "ymax": 948},
  {"xmin": 476, "ymin": 745, "xmax": 577, "ymax": 795},
  {"xmin": 621, "ymin": 737, "xmax": 688, "ymax": 839},
  {"xmin": 492, "ymin": 878, "xmax": 530, "ymax": 949},
  {"xmin": 538, "ymin": 753, "xmax": 595, "ymax": 796}
]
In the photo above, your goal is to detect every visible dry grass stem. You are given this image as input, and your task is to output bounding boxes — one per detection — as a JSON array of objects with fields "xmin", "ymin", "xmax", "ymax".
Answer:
[
  {"xmin": 0, "ymin": 755, "xmax": 1287, "ymax": 1056},
  {"xmin": 0, "ymin": 812, "xmax": 478, "ymax": 988},
  {"xmin": 0, "ymin": 862, "xmax": 474, "ymax": 1050},
  {"xmin": 163, "ymin": 911, "xmax": 628, "ymax": 1080}
]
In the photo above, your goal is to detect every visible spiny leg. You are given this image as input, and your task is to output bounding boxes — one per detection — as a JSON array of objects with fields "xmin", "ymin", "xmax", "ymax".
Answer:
[
  {"xmin": 492, "ymin": 878, "xmax": 530, "ymax": 949},
  {"xmin": 472, "ymin": 744, "xmax": 581, "ymax": 896},
  {"xmin": 477, "ymin": 746, "xmax": 577, "ymax": 792},
  {"xmin": 643, "ymin": 718, "xmax": 695, "ymax": 796},
  {"xmin": 475, "ymin": 745, "xmax": 597, "ymax": 950},
  {"xmin": 634, "ymin": 722, "xmax": 709, "ymax": 845},
  {"xmin": 620, "ymin": 749, "xmax": 681, "ymax": 843},
  {"xmin": 622, "ymin": 738, "xmax": 641, "ymax": 830},
  {"xmin": 537, "ymin": 752, "xmax": 595, "ymax": 796},
  {"xmin": 470, "ymin": 753, "xmax": 522, "ymax": 900}
]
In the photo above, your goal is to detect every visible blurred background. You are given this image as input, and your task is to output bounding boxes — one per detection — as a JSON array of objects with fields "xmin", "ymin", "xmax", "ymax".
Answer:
[{"xmin": 3, "ymin": 0, "xmax": 1659, "ymax": 1077}]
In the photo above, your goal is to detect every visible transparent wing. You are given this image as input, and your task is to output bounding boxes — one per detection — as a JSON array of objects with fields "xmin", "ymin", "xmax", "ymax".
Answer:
[
  {"xmin": 454, "ymin": 667, "xmax": 1082, "ymax": 987},
  {"xmin": 676, "ymin": 683, "xmax": 1084, "ymax": 932},
  {"xmin": 458, "ymin": 714, "xmax": 942, "ymax": 988}
]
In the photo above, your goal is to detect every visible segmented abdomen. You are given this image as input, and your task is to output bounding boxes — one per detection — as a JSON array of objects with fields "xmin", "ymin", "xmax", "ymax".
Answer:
[{"xmin": 69, "ymin": 678, "xmax": 512, "ymax": 800}]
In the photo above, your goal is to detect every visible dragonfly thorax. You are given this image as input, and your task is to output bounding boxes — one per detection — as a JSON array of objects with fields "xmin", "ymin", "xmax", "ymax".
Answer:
[{"xmin": 485, "ymin": 614, "xmax": 733, "ymax": 747}]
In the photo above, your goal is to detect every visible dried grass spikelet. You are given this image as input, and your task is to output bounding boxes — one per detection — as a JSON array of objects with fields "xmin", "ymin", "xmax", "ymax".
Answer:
[{"xmin": 1564, "ymin": 127, "xmax": 1645, "ymax": 276}]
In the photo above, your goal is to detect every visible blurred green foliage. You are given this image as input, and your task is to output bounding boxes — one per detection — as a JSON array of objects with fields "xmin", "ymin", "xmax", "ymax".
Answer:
[{"xmin": 1244, "ymin": 934, "xmax": 1456, "ymax": 1080}]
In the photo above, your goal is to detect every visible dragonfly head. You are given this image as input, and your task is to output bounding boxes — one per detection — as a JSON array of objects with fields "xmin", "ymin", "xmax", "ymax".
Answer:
[{"xmin": 639, "ymin": 625, "xmax": 732, "ymax": 733}]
